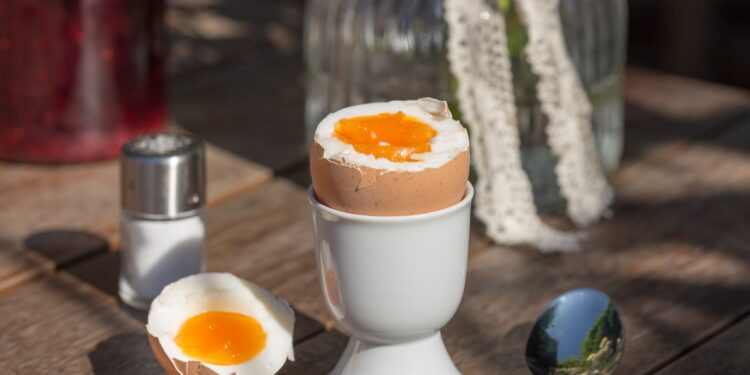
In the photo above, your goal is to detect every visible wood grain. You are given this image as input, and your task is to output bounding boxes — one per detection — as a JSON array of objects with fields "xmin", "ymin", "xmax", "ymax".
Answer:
[
  {"xmin": 625, "ymin": 68, "xmax": 750, "ymax": 125},
  {"xmin": 170, "ymin": 58, "xmax": 306, "ymax": 173},
  {"xmin": 619, "ymin": 68, "xmax": 750, "ymax": 185},
  {"xmin": 0, "ymin": 145, "xmax": 270, "ymax": 291},
  {"xmin": 203, "ymin": 144, "xmax": 274, "ymax": 208},
  {"xmin": 657, "ymin": 314, "xmax": 750, "ymax": 375},
  {"xmin": 167, "ymin": 0, "xmax": 306, "ymax": 173},
  {"xmin": 0, "ymin": 244, "xmax": 51, "ymax": 293},
  {"xmin": 0, "ymin": 273, "xmax": 159, "ymax": 374},
  {"xmin": 167, "ymin": 0, "xmax": 302, "ymax": 78}
]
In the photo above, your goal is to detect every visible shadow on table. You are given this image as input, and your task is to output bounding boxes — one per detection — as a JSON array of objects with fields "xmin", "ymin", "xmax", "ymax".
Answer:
[
  {"xmin": 277, "ymin": 330, "xmax": 348, "ymax": 375},
  {"xmin": 439, "ymin": 188, "xmax": 750, "ymax": 373},
  {"xmin": 88, "ymin": 332, "xmax": 163, "ymax": 375},
  {"xmin": 168, "ymin": 0, "xmax": 303, "ymax": 76},
  {"xmin": 24, "ymin": 229, "xmax": 109, "ymax": 269},
  {"xmin": 623, "ymin": 103, "xmax": 750, "ymax": 167},
  {"xmin": 88, "ymin": 329, "xmax": 345, "ymax": 375}
]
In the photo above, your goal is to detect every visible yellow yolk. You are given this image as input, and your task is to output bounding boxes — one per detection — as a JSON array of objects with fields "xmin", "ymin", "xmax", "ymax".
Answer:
[
  {"xmin": 334, "ymin": 112, "xmax": 437, "ymax": 162},
  {"xmin": 174, "ymin": 311, "xmax": 266, "ymax": 366}
]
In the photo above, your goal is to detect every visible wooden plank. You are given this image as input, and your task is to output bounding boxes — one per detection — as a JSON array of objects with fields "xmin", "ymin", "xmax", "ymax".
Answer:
[
  {"xmin": 619, "ymin": 67, "xmax": 750, "ymax": 184},
  {"xmin": 170, "ymin": 57, "xmax": 306, "ymax": 172},
  {"xmin": 166, "ymin": 0, "xmax": 307, "ymax": 172},
  {"xmin": 0, "ymin": 145, "xmax": 270, "ymax": 291},
  {"xmin": 0, "ymin": 273, "xmax": 159, "ymax": 374},
  {"xmin": 0, "ymin": 159, "xmax": 119, "ymax": 246},
  {"xmin": 657, "ymin": 314, "xmax": 750, "ymax": 375},
  {"xmin": 625, "ymin": 68, "xmax": 750, "ymax": 125},
  {"xmin": 0, "ymin": 244, "xmax": 51, "ymax": 293},
  {"xmin": 167, "ymin": 0, "xmax": 302, "ymax": 77},
  {"xmin": 203, "ymin": 144, "xmax": 274, "ymax": 208},
  {"xmin": 0, "ymin": 160, "xmax": 118, "ymax": 291}
]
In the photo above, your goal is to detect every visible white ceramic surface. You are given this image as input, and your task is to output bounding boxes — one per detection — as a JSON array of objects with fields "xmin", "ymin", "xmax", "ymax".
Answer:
[
  {"xmin": 309, "ymin": 182, "xmax": 473, "ymax": 375},
  {"xmin": 331, "ymin": 333, "xmax": 458, "ymax": 375}
]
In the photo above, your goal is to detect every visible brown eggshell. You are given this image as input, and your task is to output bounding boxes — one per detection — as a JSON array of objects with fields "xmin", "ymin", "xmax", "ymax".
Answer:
[
  {"xmin": 310, "ymin": 141, "xmax": 470, "ymax": 216},
  {"xmin": 148, "ymin": 334, "xmax": 233, "ymax": 375}
]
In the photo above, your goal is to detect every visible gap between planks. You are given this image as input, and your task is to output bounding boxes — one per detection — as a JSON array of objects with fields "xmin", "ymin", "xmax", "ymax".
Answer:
[
  {"xmin": 646, "ymin": 308, "xmax": 750, "ymax": 375},
  {"xmin": 653, "ymin": 308, "xmax": 750, "ymax": 375}
]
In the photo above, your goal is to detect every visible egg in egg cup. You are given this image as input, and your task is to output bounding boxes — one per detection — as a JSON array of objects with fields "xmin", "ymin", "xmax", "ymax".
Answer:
[{"xmin": 309, "ymin": 99, "xmax": 472, "ymax": 375}]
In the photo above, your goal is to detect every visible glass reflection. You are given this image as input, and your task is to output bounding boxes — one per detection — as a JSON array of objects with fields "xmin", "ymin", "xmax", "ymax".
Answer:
[{"xmin": 526, "ymin": 288, "xmax": 624, "ymax": 375}]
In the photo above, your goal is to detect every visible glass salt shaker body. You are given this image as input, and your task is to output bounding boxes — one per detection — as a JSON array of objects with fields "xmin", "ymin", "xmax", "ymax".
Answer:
[{"xmin": 119, "ymin": 134, "xmax": 206, "ymax": 309}]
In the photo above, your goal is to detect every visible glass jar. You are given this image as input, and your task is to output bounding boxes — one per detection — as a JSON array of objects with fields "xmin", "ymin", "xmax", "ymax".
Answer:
[
  {"xmin": 0, "ymin": 0, "xmax": 166, "ymax": 163},
  {"xmin": 304, "ymin": 0, "xmax": 626, "ymax": 213}
]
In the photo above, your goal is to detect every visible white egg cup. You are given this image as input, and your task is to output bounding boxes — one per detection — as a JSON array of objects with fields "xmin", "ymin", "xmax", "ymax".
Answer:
[{"xmin": 308, "ymin": 182, "xmax": 473, "ymax": 375}]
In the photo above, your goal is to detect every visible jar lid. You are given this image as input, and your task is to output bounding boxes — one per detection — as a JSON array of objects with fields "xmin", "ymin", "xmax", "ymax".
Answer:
[{"xmin": 120, "ymin": 133, "xmax": 205, "ymax": 219}]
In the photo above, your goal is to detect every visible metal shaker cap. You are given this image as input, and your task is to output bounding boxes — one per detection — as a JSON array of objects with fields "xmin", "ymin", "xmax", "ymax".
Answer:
[{"xmin": 121, "ymin": 133, "xmax": 205, "ymax": 219}]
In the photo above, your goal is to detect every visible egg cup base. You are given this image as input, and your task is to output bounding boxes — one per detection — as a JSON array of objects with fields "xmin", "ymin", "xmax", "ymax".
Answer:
[{"xmin": 330, "ymin": 332, "xmax": 460, "ymax": 375}]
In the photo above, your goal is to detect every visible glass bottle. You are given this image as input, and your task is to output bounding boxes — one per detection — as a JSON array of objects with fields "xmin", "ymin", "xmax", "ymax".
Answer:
[
  {"xmin": 304, "ymin": 0, "xmax": 627, "ymax": 213},
  {"xmin": 0, "ymin": 0, "xmax": 166, "ymax": 163}
]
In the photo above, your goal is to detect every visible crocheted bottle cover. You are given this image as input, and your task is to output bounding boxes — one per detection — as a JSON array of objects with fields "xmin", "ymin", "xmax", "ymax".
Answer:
[{"xmin": 444, "ymin": 0, "xmax": 612, "ymax": 252}]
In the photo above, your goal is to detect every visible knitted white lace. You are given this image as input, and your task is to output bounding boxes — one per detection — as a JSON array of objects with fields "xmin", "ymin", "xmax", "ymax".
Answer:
[
  {"xmin": 516, "ymin": 0, "xmax": 613, "ymax": 227},
  {"xmin": 444, "ymin": 0, "xmax": 588, "ymax": 252}
]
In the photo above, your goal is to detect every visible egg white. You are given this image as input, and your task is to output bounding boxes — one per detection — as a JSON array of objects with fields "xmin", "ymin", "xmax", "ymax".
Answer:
[
  {"xmin": 147, "ymin": 273, "xmax": 295, "ymax": 375},
  {"xmin": 314, "ymin": 98, "xmax": 469, "ymax": 172}
]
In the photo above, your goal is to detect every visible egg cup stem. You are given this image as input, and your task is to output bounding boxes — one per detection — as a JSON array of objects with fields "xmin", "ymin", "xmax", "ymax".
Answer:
[{"xmin": 308, "ymin": 183, "xmax": 473, "ymax": 375}]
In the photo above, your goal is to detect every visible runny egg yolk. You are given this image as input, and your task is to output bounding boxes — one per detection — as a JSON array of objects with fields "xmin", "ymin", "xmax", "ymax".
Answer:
[
  {"xmin": 334, "ymin": 111, "xmax": 437, "ymax": 162},
  {"xmin": 174, "ymin": 311, "xmax": 266, "ymax": 366}
]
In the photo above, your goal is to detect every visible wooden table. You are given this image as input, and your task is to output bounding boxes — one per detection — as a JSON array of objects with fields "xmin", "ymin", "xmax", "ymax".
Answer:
[{"xmin": 2, "ymin": 3, "xmax": 750, "ymax": 373}]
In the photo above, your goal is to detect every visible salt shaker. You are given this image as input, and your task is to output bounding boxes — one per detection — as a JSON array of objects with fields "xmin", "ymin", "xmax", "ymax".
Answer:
[{"xmin": 119, "ymin": 133, "xmax": 206, "ymax": 309}]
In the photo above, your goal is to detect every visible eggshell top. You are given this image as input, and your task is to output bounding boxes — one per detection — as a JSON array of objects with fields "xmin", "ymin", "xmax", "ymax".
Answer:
[
  {"xmin": 310, "ymin": 98, "xmax": 471, "ymax": 216},
  {"xmin": 314, "ymin": 98, "xmax": 469, "ymax": 172}
]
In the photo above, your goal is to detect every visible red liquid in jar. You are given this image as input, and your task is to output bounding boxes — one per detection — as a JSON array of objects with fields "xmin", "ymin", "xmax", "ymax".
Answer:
[{"xmin": 0, "ymin": 0, "xmax": 166, "ymax": 163}]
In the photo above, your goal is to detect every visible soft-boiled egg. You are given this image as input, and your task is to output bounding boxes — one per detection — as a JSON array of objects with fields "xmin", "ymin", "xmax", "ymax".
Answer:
[
  {"xmin": 147, "ymin": 273, "xmax": 295, "ymax": 375},
  {"xmin": 310, "ymin": 98, "xmax": 470, "ymax": 216}
]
